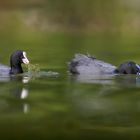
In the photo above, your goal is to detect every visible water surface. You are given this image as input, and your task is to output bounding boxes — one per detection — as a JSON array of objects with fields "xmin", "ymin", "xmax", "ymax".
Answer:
[{"xmin": 0, "ymin": 69, "xmax": 140, "ymax": 140}]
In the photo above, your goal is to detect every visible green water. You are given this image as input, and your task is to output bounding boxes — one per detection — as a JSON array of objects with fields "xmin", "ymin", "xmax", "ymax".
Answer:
[{"xmin": 1, "ymin": 2, "xmax": 140, "ymax": 140}]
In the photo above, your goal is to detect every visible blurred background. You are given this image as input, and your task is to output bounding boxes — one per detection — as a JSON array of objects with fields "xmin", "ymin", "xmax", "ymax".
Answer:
[{"xmin": 0, "ymin": 0, "xmax": 140, "ymax": 69}]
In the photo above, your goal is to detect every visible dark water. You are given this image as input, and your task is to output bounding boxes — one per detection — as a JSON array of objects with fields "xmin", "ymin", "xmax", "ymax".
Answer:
[{"xmin": 0, "ymin": 2, "xmax": 140, "ymax": 139}]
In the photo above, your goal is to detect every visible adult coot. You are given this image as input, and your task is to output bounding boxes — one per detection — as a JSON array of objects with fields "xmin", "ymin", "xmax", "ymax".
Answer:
[
  {"xmin": 68, "ymin": 54, "xmax": 140, "ymax": 75},
  {"xmin": 115, "ymin": 61, "xmax": 140, "ymax": 74},
  {"xmin": 0, "ymin": 50, "xmax": 29, "ymax": 76}
]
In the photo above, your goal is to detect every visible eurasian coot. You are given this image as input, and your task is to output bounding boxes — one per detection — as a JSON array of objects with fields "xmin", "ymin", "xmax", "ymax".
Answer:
[
  {"xmin": 0, "ymin": 50, "xmax": 29, "ymax": 76},
  {"xmin": 68, "ymin": 54, "xmax": 140, "ymax": 75}
]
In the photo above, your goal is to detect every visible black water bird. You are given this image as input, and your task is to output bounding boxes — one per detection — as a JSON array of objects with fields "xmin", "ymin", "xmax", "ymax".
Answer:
[
  {"xmin": 68, "ymin": 54, "xmax": 140, "ymax": 75},
  {"xmin": 0, "ymin": 50, "xmax": 29, "ymax": 76}
]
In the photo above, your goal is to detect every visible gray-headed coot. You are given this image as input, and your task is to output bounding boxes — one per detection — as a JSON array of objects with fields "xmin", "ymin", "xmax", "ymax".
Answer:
[
  {"xmin": 68, "ymin": 54, "xmax": 140, "ymax": 75},
  {"xmin": 0, "ymin": 50, "xmax": 29, "ymax": 76}
]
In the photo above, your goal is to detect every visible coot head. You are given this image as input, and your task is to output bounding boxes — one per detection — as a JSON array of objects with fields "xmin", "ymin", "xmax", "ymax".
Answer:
[
  {"xmin": 115, "ymin": 61, "xmax": 140, "ymax": 74},
  {"xmin": 10, "ymin": 50, "xmax": 29, "ymax": 74}
]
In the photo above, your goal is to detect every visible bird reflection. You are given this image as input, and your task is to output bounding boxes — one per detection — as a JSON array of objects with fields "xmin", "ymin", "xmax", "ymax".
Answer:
[
  {"xmin": 0, "ymin": 74, "xmax": 31, "ymax": 114},
  {"xmin": 69, "ymin": 74, "xmax": 140, "ymax": 86},
  {"xmin": 10, "ymin": 75, "xmax": 30, "ymax": 113},
  {"xmin": 20, "ymin": 88, "xmax": 28, "ymax": 99},
  {"xmin": 69, "ymin": 74, "xmax": 116, "ymax": 85},
  {"xmin": 23, "ymin": 103, "xmax": 30, "ymax": 114}
]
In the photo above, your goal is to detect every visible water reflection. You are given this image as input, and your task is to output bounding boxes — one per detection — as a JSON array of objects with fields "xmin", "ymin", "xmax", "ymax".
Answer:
[
  {"xmin": 11, "ymin": 86, "xmax": 29, "ymax": 114},
  {"xmin": 11, "ymin": 75, "xmax": 30, "ymax": 114},
  {"xmin": 0, "ymin": 74, "xmax": 30, "ymax": 114},
  {"xmin": 0, "ymin": 71, "xmax": 140, "ymax": 139},
  {"xmin": 20, "ymin": 88, "xmax": 28, "ymax": 99},
  {"xmin": 0, "ymin": 70, "xmax": 59, "ymax": 115},
  {"xmin": 23, "ymin": 103, "xmax": 30, "ymax": 114},
  {"xmin": 69, "ymin": 74, "xmax": 140, "ymax": 87},
  {"xmin": 0, "ymin": 76, "xmax": 10, "ymax": 82},
  {"xmin": 69, "ymin": 74, "xmax": 116, "ymax": 85}
]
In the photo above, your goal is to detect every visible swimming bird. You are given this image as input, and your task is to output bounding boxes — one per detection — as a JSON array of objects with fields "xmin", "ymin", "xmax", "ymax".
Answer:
[
  {"xmin": 68, "ymin": 54, "xmax": 140, "ymax": 75},
  {"xmin": 115, "ymin": 61, "xmax": 140, "ymax": 74},
  {"xmin": 0, "ymin": 50, "xmax": 29, "ymax": 76}
]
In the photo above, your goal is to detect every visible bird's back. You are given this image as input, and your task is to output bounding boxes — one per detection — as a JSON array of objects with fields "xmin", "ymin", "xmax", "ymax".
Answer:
[
  {"xmin": 0, "ymin": 64, "xmax": 10, "ymax": 76},
  {"xmin": 69, "ymin": 54, "xmax": 116, "ymax": 75}
]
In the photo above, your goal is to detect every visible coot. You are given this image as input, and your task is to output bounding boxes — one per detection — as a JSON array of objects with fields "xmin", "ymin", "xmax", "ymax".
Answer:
[
  {"xmin": 0, "ymin": 50, "xmax": 29, "ymax": 76},
  {"xmin": 68, "ymin": 54, "xmax": 140, "ymax": 75}
]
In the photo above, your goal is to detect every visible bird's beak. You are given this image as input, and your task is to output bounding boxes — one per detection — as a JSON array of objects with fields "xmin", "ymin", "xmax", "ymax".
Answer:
[
  {"xmin": 22, "ymin": 58, "xmax": 29, "ymax": 64},
  {"xmin": 22, "ymin": 52, "xmax": 29, "ymax": 64}
]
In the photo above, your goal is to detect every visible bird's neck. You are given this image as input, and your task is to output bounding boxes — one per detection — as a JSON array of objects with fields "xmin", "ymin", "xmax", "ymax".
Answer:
[{"xmin": 10, "ymin": 63, "xmax": 23, "ymax": 74}]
